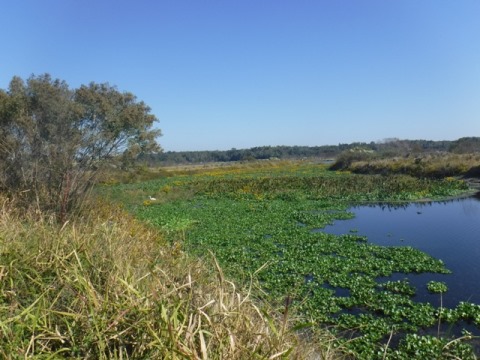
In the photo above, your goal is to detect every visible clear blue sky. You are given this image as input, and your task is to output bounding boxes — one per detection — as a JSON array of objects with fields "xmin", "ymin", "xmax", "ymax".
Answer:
[{"xmin": 1, "ymin": 1, "xmax": 479, "ymax": 151}]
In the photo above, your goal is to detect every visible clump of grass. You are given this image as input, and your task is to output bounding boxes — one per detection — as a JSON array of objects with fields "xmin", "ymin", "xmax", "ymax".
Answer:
[
  {"xmin": 333, "ymin": 153, "xmax": 480, "ymax": 179},
  {"xmin": 0, "ymin": 196, "xmax": 341, "ymax": 359}
]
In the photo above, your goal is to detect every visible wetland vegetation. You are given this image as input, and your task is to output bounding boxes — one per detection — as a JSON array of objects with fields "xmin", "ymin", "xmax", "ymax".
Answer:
[
  {"xmin": 1, "ymin": 75, "xmax": 333, "ymax": 359},
  {"xmin": 1, "ymin": 197, "xmax": 329, "ymax": 359},
  {"xmin": 101, "ymin": 160, "xmax": 480, "ymax": 359},
  {"xmin": 3, "ymin": 75, "xmax": 480, "ymax": 358}
]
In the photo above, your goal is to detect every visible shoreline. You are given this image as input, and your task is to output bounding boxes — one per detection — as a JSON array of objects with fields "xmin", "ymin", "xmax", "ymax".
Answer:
[{"xmin": 347, "ymin": 188, "xmax": 479, "ymax": 206}]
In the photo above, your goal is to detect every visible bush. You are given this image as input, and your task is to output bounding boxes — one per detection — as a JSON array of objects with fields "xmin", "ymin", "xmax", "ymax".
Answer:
[
  {"xmin": 0, "ymin": 74, "xmax": 161, "ymax": 220},
  {"xmin": 329, "ymin": 149, "xmax": 375, "ymax": 171}
]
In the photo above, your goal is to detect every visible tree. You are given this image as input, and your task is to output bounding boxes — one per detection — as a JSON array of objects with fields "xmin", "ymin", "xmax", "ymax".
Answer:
[
  {"xmin": 450, "ymin": 137, "xmax": 480, "ymax": 154},
  {"xmin": 0, "ymin": 74, "xmax": 161, "ymax": 219}
]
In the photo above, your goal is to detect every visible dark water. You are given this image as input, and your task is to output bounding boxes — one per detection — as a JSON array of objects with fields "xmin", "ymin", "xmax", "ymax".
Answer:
[{"xmin": 321, "ymin": 196, "xmax": 480, "ymax": 309}]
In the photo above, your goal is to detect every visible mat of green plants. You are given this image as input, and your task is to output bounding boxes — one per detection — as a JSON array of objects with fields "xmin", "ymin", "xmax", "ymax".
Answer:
[{"xmin": 101, "ymin": 162, "xmax": 480, "ymax": 359}]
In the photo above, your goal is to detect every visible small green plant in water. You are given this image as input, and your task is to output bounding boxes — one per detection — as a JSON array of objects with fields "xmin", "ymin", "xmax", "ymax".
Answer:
[
  {"xmin": 101, "ymin": 162, "xmax": 479, "ymax": 358},
  {"xmin": 427, "ymin": 281, "xmax": 448, "ymax": 293}
]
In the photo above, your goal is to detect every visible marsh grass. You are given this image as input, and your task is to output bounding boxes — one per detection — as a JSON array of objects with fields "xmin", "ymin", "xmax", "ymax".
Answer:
[
  {"xmin": 0, "ymin": 196, "xmax": 342, "ymax": 359},
  {"xmin": 336, "ymin": 153, "xmax": 480, "ymax": 179},
  {"xmin": 97, "ymin": 165, "xmax": 174, "ymax": 185},
  {"xmin": 102, "ymin": 161, "xmax": 479, "ymax": 358}
]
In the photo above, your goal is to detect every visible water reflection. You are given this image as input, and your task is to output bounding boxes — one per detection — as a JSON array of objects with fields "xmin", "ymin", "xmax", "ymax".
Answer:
[{"xmin": 350, "ymin": 195, "xmax": 480, "ymax": 215}]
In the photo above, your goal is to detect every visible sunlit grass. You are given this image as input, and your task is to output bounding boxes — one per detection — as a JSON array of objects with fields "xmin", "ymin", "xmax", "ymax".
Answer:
[
  {"xmin": 0, "ymin": 196, "xmax": 342, "ymax": 359},
  {"xmin": 100, "ymin": 161, "xmax": 479, "ymax": 358},
  {"xmin": 342, "ymin": 153, "xmax": 480, "ymax": 179}
]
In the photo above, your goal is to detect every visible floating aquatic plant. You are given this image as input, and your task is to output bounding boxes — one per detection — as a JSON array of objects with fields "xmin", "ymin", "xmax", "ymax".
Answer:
[{"xmin": 101, "ymin": 162, "xmax": 478, "ymax": 358}]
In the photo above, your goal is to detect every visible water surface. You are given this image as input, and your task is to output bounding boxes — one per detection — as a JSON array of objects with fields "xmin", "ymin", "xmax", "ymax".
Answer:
[{"xmin": 321, "ymin": 197, "xmax": 480, "ymax": 309}]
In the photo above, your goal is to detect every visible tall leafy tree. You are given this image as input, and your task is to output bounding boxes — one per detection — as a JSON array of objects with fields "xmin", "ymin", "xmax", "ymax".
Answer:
[{"xmin": 0, "ymin": 74, "xmax": 161, "ymax": 219}]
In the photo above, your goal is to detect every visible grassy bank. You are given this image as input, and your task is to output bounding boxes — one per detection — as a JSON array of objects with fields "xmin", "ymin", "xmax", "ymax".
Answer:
[
  {"xmin": 7, "ymin": 159, "xmax": 474, "ymax": 358},
  {"xmin": 100, "ymin": 161, "xmax": 479, "ymax": 359},
  {"xmin": 331, "ymin": 152, "xmax": 480, "ymax": 179},
  {"xmin": 0, "ymin": 196, "xmax": 339, "ymax": 359}
]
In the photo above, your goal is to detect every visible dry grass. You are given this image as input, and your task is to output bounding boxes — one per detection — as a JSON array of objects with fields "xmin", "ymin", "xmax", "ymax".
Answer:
[
  {"xmin": 0, "ymin": 196, "xmax": 343, "ymax": 359},
  {"xmin": 342, "ymin": 153, "xmax": 480, "ymax": 179}
]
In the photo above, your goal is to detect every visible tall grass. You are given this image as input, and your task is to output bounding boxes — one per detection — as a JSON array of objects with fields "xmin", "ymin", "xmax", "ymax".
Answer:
[
  {"xmin": 0, "ymin": 196, "xmax": 342, "ymax": 359},
  {"xmin": 332, "ymin": 153, "xmax": 480, "ymax": 179}
]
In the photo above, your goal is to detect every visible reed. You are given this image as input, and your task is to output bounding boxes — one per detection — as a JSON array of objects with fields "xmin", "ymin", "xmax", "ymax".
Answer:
[
  {"xmin": 103, "ymin": 161, "xmax": 477, "ymax": 358},
  {"xmin": 335, "ymin": 153, "xmax": 480, "ymax": 179},
  {"xmin": 0, "ymin": 196, "xmax": 342, "ymax": 359}
]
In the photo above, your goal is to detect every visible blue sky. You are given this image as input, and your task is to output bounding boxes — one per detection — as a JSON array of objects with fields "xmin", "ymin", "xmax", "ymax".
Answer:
[{"xmin": 1, "ymin": 1, "xmax": 479, "ymax": 151}]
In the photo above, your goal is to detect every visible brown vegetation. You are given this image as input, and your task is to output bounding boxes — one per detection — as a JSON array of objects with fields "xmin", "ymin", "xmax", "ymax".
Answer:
[
  {"xmin": 0, "ymin": 196, "xmax": 342, "ymax": 359},
  {"xmin": 331, "ymin": 152, "xmax": 480, "ymax": 180}
]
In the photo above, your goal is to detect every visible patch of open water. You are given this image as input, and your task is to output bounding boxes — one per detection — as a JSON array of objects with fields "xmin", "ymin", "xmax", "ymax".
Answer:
[{"xmin": 320, "ymin": 196, "xmax": 480, "ymax": 309}]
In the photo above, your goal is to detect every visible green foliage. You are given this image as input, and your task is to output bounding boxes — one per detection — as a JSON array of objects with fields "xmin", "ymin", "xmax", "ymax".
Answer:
[
  {"xmin": 394, "ymin": 333, "xmax": 477, "ymax": 360},
  {"xmin": 456, "ymin": 302, "xmax": 480, "ymax": 325},
  {"xmin": 427, "ymin": 281, "xmax": 448, "ymax": 293},
  {"xmin": 381, "ymin": 279, "xmax": 416, "ymax": 296},
  {"xmin": 0, "ymin": 199, "xmax": 327, "ymax": 359},
  {"xmin": 103, "ymin": 162, "xmax": 479, "ymax": 358},
  {"xmin": 450, "ymin": 137, "xmax": 480, "ymax": 154},
  {"xmin": 334, "ymin": 152, "xmax": 480, "ymax": 180},
  {"xmin": 329, "ymin": 148, "xmax": 375, "ymax": 170},
  {"xmin": 144, "ymin": 137, "xmax": 480, "ymax": 166},
  {"xmin": 0, "ymin": 74, "xmax": 161, "ymax": 220}
]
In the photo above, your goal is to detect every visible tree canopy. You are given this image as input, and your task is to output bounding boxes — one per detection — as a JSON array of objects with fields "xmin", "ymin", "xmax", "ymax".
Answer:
[{"xmin": 0, "ymin": 74, "xmax": 161, "ymax": 218}]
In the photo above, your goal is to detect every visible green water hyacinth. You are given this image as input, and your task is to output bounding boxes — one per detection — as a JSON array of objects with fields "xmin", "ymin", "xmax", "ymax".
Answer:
[
  {"xmin": 380, "ymin": 279, "xmax": 416, "ymax": 296},
  {"xmin": 101, "ymin": 162, "xmax": 477, "ymax": 358},
  {"xmin": 427, "ymin": 280, "xmax": 448, "ymax": 293}
]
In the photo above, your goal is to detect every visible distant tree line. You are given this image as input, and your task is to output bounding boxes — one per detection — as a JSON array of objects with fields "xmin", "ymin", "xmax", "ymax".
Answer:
[{"xmin": 140, "ymin": 137, "xmax": 480, "ymax": 166}]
